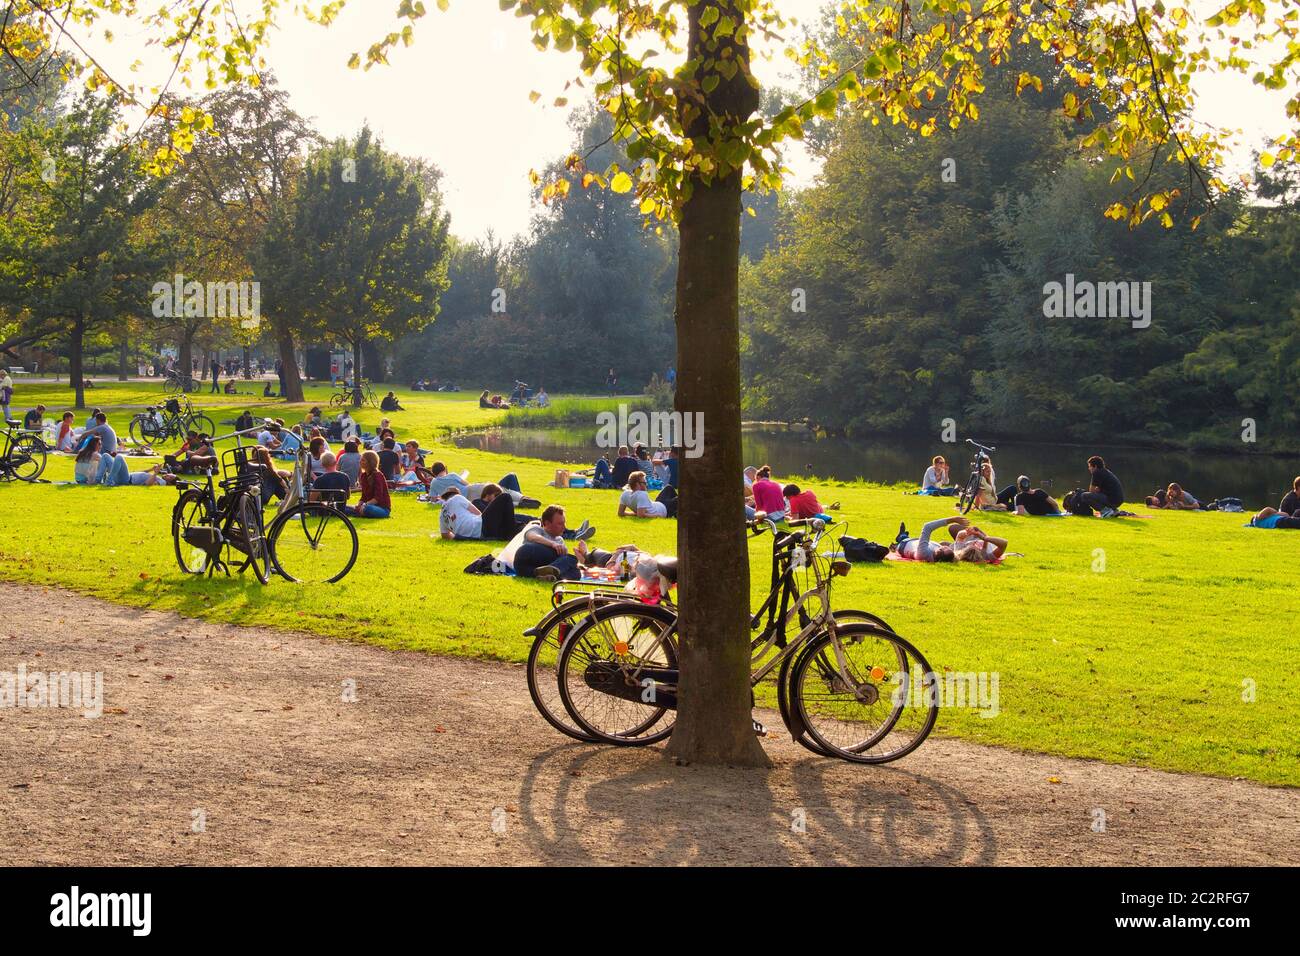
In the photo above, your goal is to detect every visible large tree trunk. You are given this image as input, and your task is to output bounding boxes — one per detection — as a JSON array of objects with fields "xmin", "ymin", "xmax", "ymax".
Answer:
[
  {"xmin": 663, "ymin": 0, "xmax": 767, "ymax": 768},
  {"xmin": 242, "ymin": 344, "xmax": 252, "ymax": 379},
  {"xmin": 276, "ymin": 324, "xmax": 304, "ymax": 403},
  {"xmin": 118, "ymin": 333, "xmax": 130, "ymax": 381},
  {"xmin": 70, "ymin": 315, "xmax": 86, "ymax": 410},
  {"xmin": 178, "ymin": 329, "xmax": 195, "ymax": 393}
]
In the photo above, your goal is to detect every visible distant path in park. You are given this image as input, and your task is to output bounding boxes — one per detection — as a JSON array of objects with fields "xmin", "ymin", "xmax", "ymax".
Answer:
[{"xmin": 2, "ymin": 582, "xmax": 1296, "ymax": 866}]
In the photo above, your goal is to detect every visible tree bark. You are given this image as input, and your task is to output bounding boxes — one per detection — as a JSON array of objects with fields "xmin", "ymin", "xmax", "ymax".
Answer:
[
  {"xmin": 352, "ymin": 337, "xmax": 364, "ymax": 408},
  {"xmin": 276, "ymin": 325, "xmax": 304, "ymax": 403},
  {"xmin": 178, "ymin": 332, "xmax": 194, "ymax": 393},
  {"xmin": 71, "ymin": 315, "xmax": 85, "ymax": 410},
  {"xmin": 118, "ymin": 333, "xmax": 130, "ymax": 381},
  {"xmin": 242, "ymin": 344, "xmax": 252, "ymax": 379},
  {"xmin": 663, "ymin": 0, "xmax": 768, "ymax": 768}
]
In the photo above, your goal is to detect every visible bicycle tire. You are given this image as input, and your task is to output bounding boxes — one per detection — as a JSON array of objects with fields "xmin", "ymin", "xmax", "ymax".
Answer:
[
  {"xmin": 778, "ymin": 608, "xmax": 896, "ymax": 756},
  {"xmin": 790, "ymin": 623, "xmax": 939, "ymax": 764},
  {"xmin": 188, "ymin": 413, "xmax": 216, "ymax": 436},
  {"xmin": 958, "ymin": 474, "xmax": 980, "ymax": 514},
  {"xmin": 526, "ymin": 594, "xmax": 645, "ymax": 742},
  {"xmin": 226, "ymin": 491, "xmax": 269, "ymax": 584},
  {"xmin": 7, "ymin": 433, "xmax": 46, "ymax": 482},
  {"xmin": 555, "ymin": 602, "xmax": 679, "ymax": 746},
  {"xmin": 268, "ymin": 502, "xmax": 359, "ymax": 584},
  {"xmin": 172, "ymin": 489, "xmax": 213, "ymax": 575},
  {"xmin": 328, "ymin": 392, "xmax": 347, "ymax": 408}
]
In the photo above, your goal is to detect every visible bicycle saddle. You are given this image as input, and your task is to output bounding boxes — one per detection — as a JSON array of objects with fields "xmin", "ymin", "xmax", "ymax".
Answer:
[
  {"xmin": 5, "ymin": 419, "xmax": 20, "ymax": 428},
  {"xmin": 654, "ymin": 555, "xmax": 678, "ymax": 584}
]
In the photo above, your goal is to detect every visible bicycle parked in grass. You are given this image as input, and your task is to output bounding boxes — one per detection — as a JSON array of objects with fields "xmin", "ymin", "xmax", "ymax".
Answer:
[
  {"xmin": 129, "ymin": 397, "xmax": 215, "ymax": 446},
  {"xmin": 328, "ymin": 379, "xmax": 377, "ymax": 409},
  {"xmin": 163, "ymin": 368, "xmax": 197, "ymax": 395},
  {"xmin": 957, "ymin": 438, "xmax": 997, "ymax": 515},
  {"xmin": 172, "ymin": 424, "xmax": 359, "ymax": 584},
  {"xmin": 0, "ymin": 418, "xmax": 47, "ymax": 482},
  {"xmin": 528, "ymin": 518, "xmax": 938, "ymax": 764}
]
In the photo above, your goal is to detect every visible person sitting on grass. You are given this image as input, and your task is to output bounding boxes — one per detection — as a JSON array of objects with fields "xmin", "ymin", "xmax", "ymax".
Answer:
[
  {"xmin": 1249, "ymin": 506, "xmax": 1300, "ymax": 529},
  {"xmin": 609, "ymin": 445, "xmax": 638, "ymax": 491},
  {"xmin": 380, "ymin": 390, "xmax": 404, "ymax": 412},
  {"xmin": 249, "ymin": 446, "xmax": 290, "ymax": 505},
  {"xmin": 967, "ymin": 461, "xmax": 1007, "ymax": 511},
  {"xmin": 1146, "ymin": 482, "xmax": 1200, "ymax": 510},
  {"xmin": 56, "ymin": 412, "xmax": 77, "ymax": 453},
  {"xmin": 634, "ymin": 444, "xmax": 654, "ymax": 476},
  {"xmin": 478, "ymin": 389, "xmax": 493, "ymax": 409},
  {"xmin": 73, "ymin": 436, "xmax": 102, "ymax": 485},
  {"xmin": 235, "ymin": 409, "xmax": 256, "ymax": 433},
  {"xmin": 1276, "ymin": 476, "xmax": 1300, "ymax": 516},
  {"xmin": 336, "ymin": 439, "xmax": 362, "ymax": 487},
  {"xmin": 750, "ymin": 465, "xmax": 786, "ymax": 522},
  {"xmin": 891, "ymin": 516, "xmax": 971, "ymax": 562},
  {"xmin": 619, "ymin": 470, "xmax": 678, "ymax": 518},
  {"xmin": 442, "ymin": 483, "xmax": 593, "ymax": 542},
  {"xmin": 375, "ymin": 436, "xmax": 402, "ymax": 483},
  {"xmin": 535, "ymin": 385, "xmax": 550, "ymax": 408},
  {"xmin": 783, "ymin": 483, "xmax": 833, "ymax": 521},
  {"xmin": 309, "ymin": 452, "xmax": 351, "ymax": 506},
  {"xmin": 22, "ymin": 404, "xmax": 45, "ymax": 431},
  {"xmin": 351, "ymin": 450, "xmax": 391, "ymax": 519},
  {"xmin": 498, "ymin": 505, "xmax": 591, "ymax": 581},
  {"xmin": 922, "ymin": 455, "xmax": 957, "ymax": 495},
  {"xmin": 398, "ymin": 439, "xmax": 434, "ymax": 488},
  {"xmin": 79, "ymin": 412, "xmax": 118, "ymax": 455},
  {"xmin": 257, "ymin": 420, "xmax": 283, "ymax": 448},
  {"xmin": 1079, "ymin": 455, "xmax": 1125, "ymax": 517},
  {"xmin": 164, "ymin": 432, "xmax": 216, "ymax": 474},
  {"xmin": 1012, "ymin": 476, "xmax": 1063, "ymax": 515}
]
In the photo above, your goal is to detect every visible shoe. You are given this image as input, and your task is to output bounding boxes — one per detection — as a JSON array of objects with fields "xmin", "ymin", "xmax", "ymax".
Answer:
[
  {"xmin": 828, "ymin": 501, "xmax": 841, "ymax": 511},
  {"xmin": 573, "ymin": 519, "xmax": 590, "ymax": 538},
  {"xmin": 575, "ymin": 523, "xmax": 596, "ymax": 542},
  {"xmin": 519, "ymin": 496, "xmax": 542, "ymax": 509},
  {"xmin": 533, "ymin": 565, "xmax": 561, "ymax": 582},
  {"xmin": 1100, "ymin": 507, "xmax": 1118, "ymax": 518}
]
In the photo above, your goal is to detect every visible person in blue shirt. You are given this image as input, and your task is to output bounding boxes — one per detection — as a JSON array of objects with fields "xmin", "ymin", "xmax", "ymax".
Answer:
[
  {"xmin": 277, "ymin": 426, "xmax": 303, "ymax": 453},
  {"xmin": 665, "ymin": 447, "xmax": 680, "ymax": 489},
  {"xmin": 80, "ymin": 413, "xmax": 118, "ymax": 454}
]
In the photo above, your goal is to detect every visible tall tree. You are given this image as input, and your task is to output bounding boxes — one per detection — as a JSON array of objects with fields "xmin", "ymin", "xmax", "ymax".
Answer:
[
  {"xmin": 272, "ymin": 128, "xmax": 450, "ymax": 405},
  {"xmin": 0, "ymin": 93, "xmax": 161, "ymax": 407}
]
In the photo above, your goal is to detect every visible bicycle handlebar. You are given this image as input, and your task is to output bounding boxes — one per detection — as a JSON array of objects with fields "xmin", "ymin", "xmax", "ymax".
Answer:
[{"xmin": 965, "ymin": 439, "xmax": 996, "ymax": 453}]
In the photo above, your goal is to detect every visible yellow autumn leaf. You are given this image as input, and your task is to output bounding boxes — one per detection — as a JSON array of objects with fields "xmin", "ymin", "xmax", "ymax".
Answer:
[{"xmin": 610, "ymin": 171, "xmax": 633, "ymax": 193}]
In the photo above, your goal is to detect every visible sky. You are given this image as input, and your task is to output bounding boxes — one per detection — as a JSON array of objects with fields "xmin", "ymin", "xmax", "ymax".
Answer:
[{"xmin": 87, "ymin": 0, "xmax": 1297, "ymax": 242}]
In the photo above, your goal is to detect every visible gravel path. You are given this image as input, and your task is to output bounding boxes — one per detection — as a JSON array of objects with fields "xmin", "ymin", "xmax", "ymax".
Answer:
[{"xmin": 2, "ymin": 582, "xmax": 1296, "ymax": 866}]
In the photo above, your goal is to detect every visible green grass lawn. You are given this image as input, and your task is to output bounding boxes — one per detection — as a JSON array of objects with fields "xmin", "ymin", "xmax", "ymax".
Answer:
[{"xmin": 1, "ymin": 382, "xmax": 1295, "ymax": 785}]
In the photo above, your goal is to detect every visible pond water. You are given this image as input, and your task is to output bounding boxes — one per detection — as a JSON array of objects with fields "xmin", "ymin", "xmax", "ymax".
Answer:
[{"xmin": 452, "ymin": 424, "xmax": 1300, "ymax": 509}]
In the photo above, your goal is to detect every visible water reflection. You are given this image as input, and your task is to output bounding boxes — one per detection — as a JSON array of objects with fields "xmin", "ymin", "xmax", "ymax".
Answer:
[{"xmin": 452, "ymin": 425, "xmax": 1300, "ymax": 508}]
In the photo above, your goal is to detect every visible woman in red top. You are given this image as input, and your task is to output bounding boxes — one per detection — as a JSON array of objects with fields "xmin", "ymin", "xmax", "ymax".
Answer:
[
  {"xmin": 782, "ymin": 483, "xmax": 825, "ymax": 520},
  {"xmin": 353, "ymin": 450, "xmax": 392, "ymax": 518}
]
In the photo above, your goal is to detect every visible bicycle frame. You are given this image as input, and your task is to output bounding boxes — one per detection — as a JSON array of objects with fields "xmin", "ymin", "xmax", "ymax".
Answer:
[{"xmin": 213, "ymin": 420, "xmax": 314, "ymax": 518}]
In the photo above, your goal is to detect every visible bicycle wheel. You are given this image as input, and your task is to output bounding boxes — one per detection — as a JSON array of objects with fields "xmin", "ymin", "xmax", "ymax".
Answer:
[
  {"xmin": 556, "ymin": 602, "xmax": 679, "ymax": 746},
  {"xmin": 187, "ymin": 413, "xmax": 215, "ymax": 436},
  {"xmin": 328, "ymin": 391, "xmax": 347, "ymax": 408},
  {"xmin": 268, "ymin": 503, "xmax": 359, "ymax": 583},
  {"xmin": 526, "ymin": 595, "xmax": 647, "ymax": 742},
  {"xmin": 226, "ymin": 491, "xmax": 270, "ymax": 584},
  {"xmin": 789, "ymin": 623, "xmax": 939, "ymax": 764},
  {"xmin": 958, "ymin": 474, "xmax": 979, "ymax": 514},
  {"xmin": 8, "ymin": 434, "xmax": 46, "ymax": 481},
  {"xmin": 172, "ymin": 489, "xmax": 214, "ymax": 575},
  {"xmin": 779, "ymin": 608, "xmax": 896, "ymax": 756},
  {"xmin": 164, "ymin": 376, "xmax": 181, "ymax": 396}
]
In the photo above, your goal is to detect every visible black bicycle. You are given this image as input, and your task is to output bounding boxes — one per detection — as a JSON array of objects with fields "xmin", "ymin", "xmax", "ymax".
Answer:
[
  {"xmin": 328, "ymin": 379, "xmax": 377, "ymax": 408},
  {"xmin": 163, "ymin": 369, "xmax": 197, "ymax": 395},
  {"xmin": 130, "ymin": 397, "xmax": 215, "ymax": 445},
  {"xmin": 0, "ymin": 419, "xmax": 47, "ymax": 482},
  {"xmin": 171, "ymin": 449, "xmax": 269, "ymax": 584},
  {"xmin": 957, "ymin": 438, "xmax": 996, "ymax": 514}
]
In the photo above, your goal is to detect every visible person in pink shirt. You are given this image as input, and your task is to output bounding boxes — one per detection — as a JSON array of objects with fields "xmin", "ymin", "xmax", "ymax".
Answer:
[{"xmin": 750, "ymin": 465, "xmax": 787, "ymax": 521}]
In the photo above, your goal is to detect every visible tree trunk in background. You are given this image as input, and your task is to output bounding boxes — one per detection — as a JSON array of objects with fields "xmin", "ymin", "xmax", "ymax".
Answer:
[
  {"xmin": 178, "ymin": 333, "xmax": 194, "ymax": 393},
  {"xmin": 118, "ymin": 334, "xmax": 130, "ymax": 381},
  {"xmin": 70, "ymin": 315, "xmax": 86, "ymax": 410},
  {"xmin": 276, "ymin": 325, "xmax": 304, "ymax": 403},
  {"xmin": 242, "ymin": 344, "xmax": 252, "ymax": 379},
  {"xmin": 352, "ymin": 338, "xmax": 364, "ymax": 408},
  {"xmin": 663, "ymin": 0, "xmax": 767, "ymax": 768}
]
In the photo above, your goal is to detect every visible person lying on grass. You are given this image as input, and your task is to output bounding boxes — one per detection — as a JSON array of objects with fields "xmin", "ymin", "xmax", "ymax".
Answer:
[
  {"xmin": 425, "ymin": 461, "xmax": 541, "ymax": 509},
  {"xmin": 891, "ymin": 516, "xmax": 969, "ymax": 562},
  {"xmin": 439, "ymin": 485, "xmax": 594, "ymax": 543},
  {"xmin": 351, "ymin": 450, "xmax": 391, "ymax": 519},
  {"xmin": 947, "ymin": 522, "xmax": 1012, "ymax": 563},
  {"xmin": 126, "ymin": 463, "xmax": 178, "ymax": 487},
  {"xmin": 1145, "ymin": 482, "xmax": 1201, "ymax": 510},
  {"xmin": 1249, "ymin": 507, "xmax": 1300, "ymax": 529},
  {"xmin": 783, "ymin": 483, "xmax": 838, "ymax": 520},
  {"xmin": 618, "ymin": 470, "xmax": 678, "ymax": 518}
]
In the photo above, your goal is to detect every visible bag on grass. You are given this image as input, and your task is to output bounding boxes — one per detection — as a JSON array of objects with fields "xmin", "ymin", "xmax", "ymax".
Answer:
[{"xmin": 838, "ymin": 535, "xmax": 888, "ymax": 563}]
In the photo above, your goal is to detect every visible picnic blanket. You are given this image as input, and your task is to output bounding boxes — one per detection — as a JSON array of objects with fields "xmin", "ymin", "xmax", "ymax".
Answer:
[{"xmin": 885, "ymin": 550, "xmax": 1005, "ymax": 565}]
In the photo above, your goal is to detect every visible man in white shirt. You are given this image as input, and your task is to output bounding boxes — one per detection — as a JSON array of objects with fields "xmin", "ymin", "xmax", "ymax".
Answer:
[{"xmin": 439, "ymin": 489, "xmax": 483, "ymax": 540}]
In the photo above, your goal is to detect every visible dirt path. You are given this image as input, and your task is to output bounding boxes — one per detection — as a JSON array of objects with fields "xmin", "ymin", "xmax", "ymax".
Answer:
[{"xmin": 2, "ymin": 582, "xmax": 1296, "ymax": 866}]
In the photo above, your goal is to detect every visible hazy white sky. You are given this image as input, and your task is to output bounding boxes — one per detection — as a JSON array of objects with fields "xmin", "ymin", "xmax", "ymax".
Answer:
[{"xmin": 91, "ymin": 0, "xmax": 1295, "ymax": 242}]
